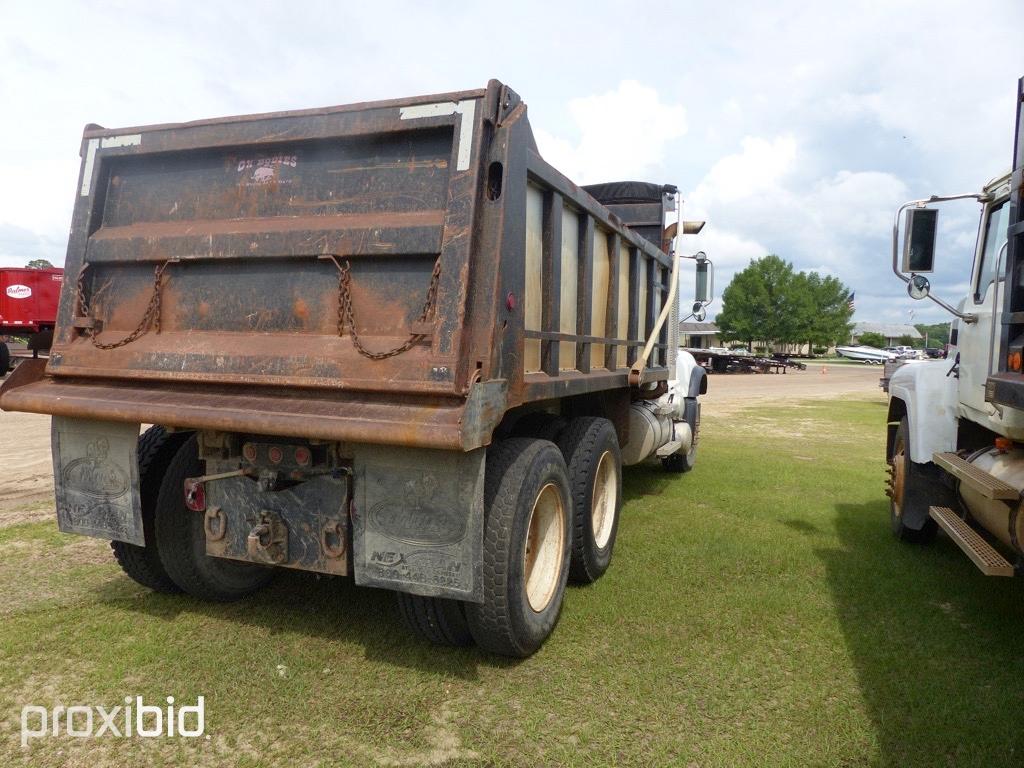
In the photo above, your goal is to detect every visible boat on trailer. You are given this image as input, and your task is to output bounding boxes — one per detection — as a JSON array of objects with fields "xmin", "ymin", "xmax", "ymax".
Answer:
[{"xmin": 835, "ymin": 345, "xmax": 897, "ymax": 364}]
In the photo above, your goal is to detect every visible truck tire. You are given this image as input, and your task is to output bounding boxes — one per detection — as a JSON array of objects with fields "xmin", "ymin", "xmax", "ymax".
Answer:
[
  {"xmin": 557, "ymin": 417, "xmax": 622, "ymax": 583},
  {"xmin": 110, "ymin": 426, "xmax": 190, "ymax": 593},
  {"xmin": 888, "ymin": 417, "xmax": 943, "ymax": 543},
  {"xmin": 466, "ymin": 438, "xmax": 572, "ymax": 657},
  {"xmin": 663, "ymin": 398, "xmax": 700, "ymax": 473},
  {"xmin": 0, "ymin": 341, "xmax": 9, "ymax": 374},
  {"xmin": 154, "ymin": 436, "xmax": 274, "ymax": 601},
  {"xmin": 396, "ymin": 593, "xmax": 474, "ymax": 647}
]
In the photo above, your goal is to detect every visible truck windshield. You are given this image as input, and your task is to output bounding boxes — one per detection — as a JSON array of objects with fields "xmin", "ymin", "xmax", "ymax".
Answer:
[{"xmin": 975, "ymin": 199, "xmax": 1009, "ymax": 302}]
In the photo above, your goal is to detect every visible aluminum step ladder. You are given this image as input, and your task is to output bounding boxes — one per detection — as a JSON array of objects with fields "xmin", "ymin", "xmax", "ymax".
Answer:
[{"xmin": 928, "ymin": 451, "xmax": 1018, "ymax": 576}]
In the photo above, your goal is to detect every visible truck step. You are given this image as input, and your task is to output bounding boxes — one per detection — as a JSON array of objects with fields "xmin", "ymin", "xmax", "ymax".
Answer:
[
  {"xmin": 928, "ymin": 506, "xmax": 1015, "ymax": 577},
  {"xmin": 932, "ymin": 452, "xmax": 1019, "ymax": 500},
  {"xmin": 656, "ymin": 438, "xmax": 685, "ymax": 457}
]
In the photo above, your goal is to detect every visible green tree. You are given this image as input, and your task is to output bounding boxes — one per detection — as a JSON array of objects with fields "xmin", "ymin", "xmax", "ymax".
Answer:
[
  {"xmin": 914, "ymin": 322, "xmax": 950, "ymax": 346},
  {"xmin": 716, "ymin": 255, "xmax": 854, "ymax": 349},
  {"xmin": 716, "ymin": 255, "xmax": 798, "ymax": 350},
  {"xmin": 897, "ymin": 334, "xmax": 916, "ymax": 347},
  {"xmin": 25, "ymin": 259, "xmax": 53, "ymax": 269},
  {"xmin": 857, "ymin": 331, "xmax": 886, "ymax": 348},
  {"xmin": 805, "ymin": 273, "xmax": 855, "ymax": 347}
]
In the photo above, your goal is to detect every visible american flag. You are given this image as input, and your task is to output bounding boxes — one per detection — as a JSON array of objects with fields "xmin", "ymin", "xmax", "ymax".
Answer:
[{"xmin": 847, "ymin": 292, "xmax": 855, "ymax": 311}]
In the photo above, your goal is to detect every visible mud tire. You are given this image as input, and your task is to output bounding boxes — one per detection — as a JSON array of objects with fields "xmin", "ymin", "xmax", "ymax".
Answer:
[
  {"xmin": 154, "ymin": 436, "xmax": 274, "ymax": 601},
  {"xmin": 110, "ymin": 426, "xmax": 190, "ymax": 594}
]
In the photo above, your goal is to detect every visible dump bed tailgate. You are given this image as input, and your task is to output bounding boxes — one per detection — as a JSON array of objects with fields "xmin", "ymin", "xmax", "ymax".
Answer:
[{"xmin": 49, "ymin": 88, "xmax": 489, "ymax": 395}]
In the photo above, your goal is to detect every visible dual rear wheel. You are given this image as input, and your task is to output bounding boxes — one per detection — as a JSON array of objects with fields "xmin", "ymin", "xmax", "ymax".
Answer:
[
  {"xmin": 112, "ymin": 428, "xmax": 272, "ymax": 601},
  {"xmin": 115, "ymin": 418, "xmax": 625, "ymax": 657},
  {"xmin": 400, "ymin": 417, "xmax": 623, "ymax": 657}
]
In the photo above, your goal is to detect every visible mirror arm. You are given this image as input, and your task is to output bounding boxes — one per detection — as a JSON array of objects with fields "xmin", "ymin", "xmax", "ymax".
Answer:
[{"xmin": 892, "ymin": 194, "xmax": 988, "ymax": 324}]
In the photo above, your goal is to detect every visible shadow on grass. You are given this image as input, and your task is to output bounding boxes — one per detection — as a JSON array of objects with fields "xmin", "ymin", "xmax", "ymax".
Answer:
[
  {"xmin": 819, "ymin": 500, "xmax": 1024, "ymax": 766},
  {"xmin": 622, "ymin": 462, "xmax": 675, "ymax": 502},
  {"xmin": 85, "ymin": 461, "xmax": 681, "ymax": 679},
  {"xmin": 92, "ymin": 569, "xmax": 521, "ymax": 680}
]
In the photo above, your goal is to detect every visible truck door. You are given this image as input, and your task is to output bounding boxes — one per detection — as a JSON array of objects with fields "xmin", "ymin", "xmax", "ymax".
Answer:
[{"xmin": 958, "ymin": 198, "xmax": 1010, "ymax": 415}]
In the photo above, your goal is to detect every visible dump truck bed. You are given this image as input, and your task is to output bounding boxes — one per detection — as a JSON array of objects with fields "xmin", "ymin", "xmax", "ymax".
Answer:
[{"xmin": 1, "ymin": 80, "xmax": 675, "ymax": 450}]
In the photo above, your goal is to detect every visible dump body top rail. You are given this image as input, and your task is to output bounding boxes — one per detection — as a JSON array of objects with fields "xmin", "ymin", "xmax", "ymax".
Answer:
[{"xmin": 1, "ymin": 80, "xmax": 678, "ymax": 450}]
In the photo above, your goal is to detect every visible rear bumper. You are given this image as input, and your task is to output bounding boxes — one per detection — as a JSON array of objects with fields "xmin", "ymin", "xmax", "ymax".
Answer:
[{"xmin": 1, "ymin": 360, "xmax": 505, "ymax": 451}]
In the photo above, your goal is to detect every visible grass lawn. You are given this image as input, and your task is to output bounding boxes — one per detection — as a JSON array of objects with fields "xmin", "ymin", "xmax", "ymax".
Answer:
[{"xmin": 3, "ymin": 397, "xmax": 1024, "ymax": 766}]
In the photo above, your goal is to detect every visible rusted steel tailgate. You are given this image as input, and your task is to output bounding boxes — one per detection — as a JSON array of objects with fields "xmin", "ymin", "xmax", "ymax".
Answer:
[
  {"xmin": 2, "ymin": 79, "xmax": 680, "ymax": 450},
  {"xmin": 47, "ymin": 86, "xmax": 491, "ymax": 395}
]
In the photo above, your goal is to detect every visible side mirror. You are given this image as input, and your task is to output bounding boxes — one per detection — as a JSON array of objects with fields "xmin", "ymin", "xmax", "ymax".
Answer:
[
  {"xmin": 695, "ymin": 256, "xmax": 714, "ymax": 304},
  {"xmin": 902, "ymin": 207, "xmax": 938, "ymax": 273},
  {"xmin": 908, "ymin": 274, "xmax": 930, "ymax": 301}
]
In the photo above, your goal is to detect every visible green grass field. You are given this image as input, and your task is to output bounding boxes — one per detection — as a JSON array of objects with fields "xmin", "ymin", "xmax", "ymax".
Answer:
[{"xmin": 3, "ymin": 398, "xmax": 1024, "ymax": 767}]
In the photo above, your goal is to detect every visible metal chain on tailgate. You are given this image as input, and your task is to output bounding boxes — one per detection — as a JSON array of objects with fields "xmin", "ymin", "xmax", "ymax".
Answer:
[
  {"xmin": 76, "ymin": 260, "xmax": 171, "ymax": 350},
  {"xmin": 335, "ymin": 257, "xmax": 441, "ymax": 360}
]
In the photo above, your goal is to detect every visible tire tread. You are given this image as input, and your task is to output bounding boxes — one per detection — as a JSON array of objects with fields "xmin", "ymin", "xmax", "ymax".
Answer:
[{"xmin": 110, "ymin": 426, "xmax": 188, "ymax": 594}]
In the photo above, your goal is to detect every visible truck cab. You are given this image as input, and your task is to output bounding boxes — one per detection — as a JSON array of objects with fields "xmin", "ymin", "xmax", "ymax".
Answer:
[{"xmin": 884, "ymin": 76, "xmax": 1024, "ymax": 577}]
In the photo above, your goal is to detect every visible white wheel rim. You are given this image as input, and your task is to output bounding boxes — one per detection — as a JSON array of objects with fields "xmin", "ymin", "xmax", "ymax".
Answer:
[
  {"xmin": 591, "ymin": 450, "xmax": 618, "ymax": 549},
  {"xmin": 524, "ymin": 482, "xmax": 565, "ymax": 613}
]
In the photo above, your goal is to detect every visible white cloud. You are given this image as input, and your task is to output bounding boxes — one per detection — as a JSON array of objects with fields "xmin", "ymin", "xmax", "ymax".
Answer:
[
  {"xmin": 0, "ymin": 0, "xmax": 1019, "ymax": 330},
  {"xmin": 534, "ymin": 81, "xmax": 686, "ymax": 184},
  {"xmin": 688, "ymin": 135, "xmax": 797, "ymax": 207}
]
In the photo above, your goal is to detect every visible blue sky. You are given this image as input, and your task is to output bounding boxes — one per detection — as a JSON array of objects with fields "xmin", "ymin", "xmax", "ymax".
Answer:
[{"xmin": 1, "ymin": 0, "xmax": 1021, "ymax": 324}]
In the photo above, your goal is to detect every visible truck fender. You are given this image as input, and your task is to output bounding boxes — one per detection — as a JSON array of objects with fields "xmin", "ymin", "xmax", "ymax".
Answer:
[
  {"xmin": 674, "ymin": 350, "xmax": 707, "ymax": 399},
  {"xmin": 887, "ymin": 360, "xmax": 957, "ymax": 464}
]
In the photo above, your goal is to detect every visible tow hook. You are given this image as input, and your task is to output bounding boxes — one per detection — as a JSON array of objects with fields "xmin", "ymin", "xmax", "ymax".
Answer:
[
  {"xmin": 203, "ymin": 506, "xmax": 227, "ymax": 541},
  {"xmin": 246, "ymin": 510, "xmax": 288, "ymax": 564},
  {"xmin": 320, "ymin": 518, "xmax": 347, "ymax": 559}
]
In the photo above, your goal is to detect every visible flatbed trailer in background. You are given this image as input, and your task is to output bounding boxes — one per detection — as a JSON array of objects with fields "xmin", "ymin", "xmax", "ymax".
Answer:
[
  {"xmin": 685, "ymin": 348, "xmax": 807, "ymax": 374},
  {"xmin": 0, "ymin": 79, "xmax": 711, "ymax": 657}
]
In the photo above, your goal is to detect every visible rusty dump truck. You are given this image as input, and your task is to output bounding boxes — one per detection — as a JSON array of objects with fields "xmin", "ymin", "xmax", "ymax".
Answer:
[{"xmin": 0, "ymin": 80, "xmax": 709, "ymax": 656}]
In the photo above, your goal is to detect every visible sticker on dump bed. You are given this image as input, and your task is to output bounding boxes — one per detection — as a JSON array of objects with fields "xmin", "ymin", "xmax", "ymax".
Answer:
[
  {"xmin": 5, "ymin": 284, "xmax": 31, "ymax": 299},
  {"xmin": 51, "ymin": 417, "xmax": 144, "ymax": 546}
]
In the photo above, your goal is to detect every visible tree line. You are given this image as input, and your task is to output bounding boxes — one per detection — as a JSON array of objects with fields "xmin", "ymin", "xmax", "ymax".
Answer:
[{"xmin": 715, "ymin": 255, "xmax": 854, "ymax": 350}]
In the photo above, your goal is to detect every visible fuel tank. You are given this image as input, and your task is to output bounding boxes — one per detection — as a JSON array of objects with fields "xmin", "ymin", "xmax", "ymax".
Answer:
[{"xmin": 959, "ymin": 447, "xmax": 1024, "ymax": 554}]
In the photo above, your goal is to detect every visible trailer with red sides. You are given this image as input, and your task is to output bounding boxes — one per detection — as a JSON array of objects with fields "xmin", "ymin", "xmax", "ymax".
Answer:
[{"xmin": 0, "ymin": 267, "xmax": 63, "ymax": 372}]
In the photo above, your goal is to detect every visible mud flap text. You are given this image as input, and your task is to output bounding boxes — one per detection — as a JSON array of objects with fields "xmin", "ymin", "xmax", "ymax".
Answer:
[
  {"xmin": 353, "ymin": 446, "xmax": 484, "ymax": 603},
  {"xmin": 51, "ymin": 417, "xmax": 143, "ymax": 545}
]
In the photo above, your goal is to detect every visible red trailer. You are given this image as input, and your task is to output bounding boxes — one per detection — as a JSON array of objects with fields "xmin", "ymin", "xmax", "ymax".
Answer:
[{"xmin": 0, "ymin": 267, "xmax": 63, "ymax": 372}]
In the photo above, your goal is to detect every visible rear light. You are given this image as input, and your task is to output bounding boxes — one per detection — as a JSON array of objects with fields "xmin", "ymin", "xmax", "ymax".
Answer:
[
  {"xmin": 995, "ymin": 437, "xmax": 1014, "ymax": 452},
  {"xmin": 1009, "ymin": 351, "xmax": 1023, "ymax": 372},
  {"xmin": 294, "ymin": 446, "xmax": 311, "ymax": 466},
  {"xmin": 268, "ymin": 446, "xmax": 284, "ymax": 464},
  {"xmin": 242, "ymin": 442, "xmax": 257, "ymax": 462},
  {"xmin": 183, "ymin": 478, "xmax": 206, "ymax": 512}
]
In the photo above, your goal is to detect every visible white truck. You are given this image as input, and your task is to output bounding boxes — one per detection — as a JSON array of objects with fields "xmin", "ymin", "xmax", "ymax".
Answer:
[{"xmin": 885, "ymin": 76, "xmax": 1024, "ymax": 576}]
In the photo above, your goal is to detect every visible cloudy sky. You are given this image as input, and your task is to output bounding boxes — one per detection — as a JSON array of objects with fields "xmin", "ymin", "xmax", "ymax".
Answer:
[{"xmin": 1, "ymin": 0, "xmax": 1021, "ymax": 324}]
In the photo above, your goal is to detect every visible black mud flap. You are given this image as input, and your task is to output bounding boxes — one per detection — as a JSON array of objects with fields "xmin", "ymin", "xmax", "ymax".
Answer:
[
  {"xmin": 353, "ymin": 446, "xmax": 485, "ymax": 603},
  {"xmin": 51, "ymin": 417, "xmax": 143, "ymax": 545}
]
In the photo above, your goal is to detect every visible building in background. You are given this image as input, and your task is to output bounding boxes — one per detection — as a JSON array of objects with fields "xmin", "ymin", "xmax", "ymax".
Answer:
[
  {"xmin": 679, "ymin": 322, "xmax": 721, "ymax": 349},
  {"xmin": 851, "ymin": 321, "xmax": 922, "ymax": 346}
]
